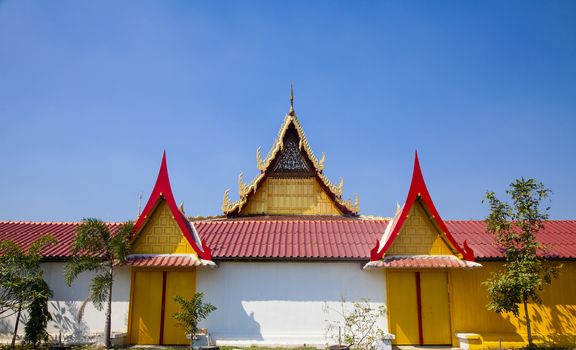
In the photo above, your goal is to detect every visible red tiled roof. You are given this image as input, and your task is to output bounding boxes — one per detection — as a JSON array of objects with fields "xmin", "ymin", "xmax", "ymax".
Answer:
[
  {"xmin": 364, "ymin": 255, "xmax": 482, "ymax": 269},
  {"xmin": 125, "ymin": 255, "xmax": 215, "ymax": 267},
  {"xmin": 448, "ymin": 220, "xmax": 576, "ymax": 259},
  {"xmin": 2, "ymin": 219, "xmax": 576, "ymax": 260},
  {"xmin": 0, "ymin": 221, "xmax": 124, "ymax": 258},
  {"xmin": 196, "ymin": 219, "xmax": 388, "ymax": 260}
]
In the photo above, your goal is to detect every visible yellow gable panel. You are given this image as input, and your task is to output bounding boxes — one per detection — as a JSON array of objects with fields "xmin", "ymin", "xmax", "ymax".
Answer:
[
  {"xmin": 387, "ymin": 202, "xmax": 454, "ymax": 256},
  {"xmin": 131, "ymin": 201, "xmax": 197, "ymax": 255},
  {"xmin": 241, "ymin": 177, "xmax": 342, "ymax": 215}
]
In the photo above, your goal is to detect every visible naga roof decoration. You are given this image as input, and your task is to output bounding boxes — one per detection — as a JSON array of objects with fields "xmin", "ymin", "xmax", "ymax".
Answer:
[
  {"xmin": 132, "ymin": 151, "xmax": 213, "ymax": 261},
  {"xmin": 369, "ymin": 151, "xmax": 475, "ymax": 262},
  {"xmin": 222, "ymin": 89, "xmax": 360, "ymax": 216}
]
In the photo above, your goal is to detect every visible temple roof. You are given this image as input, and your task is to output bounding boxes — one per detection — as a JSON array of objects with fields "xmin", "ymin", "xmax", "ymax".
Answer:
[
  {"xmin": 222, "ymin": 90, "xmax": 359, "ymax": 216},
  {"xmin": 3, "ymin": 219, "xmax": 576, "ymax": 260}
]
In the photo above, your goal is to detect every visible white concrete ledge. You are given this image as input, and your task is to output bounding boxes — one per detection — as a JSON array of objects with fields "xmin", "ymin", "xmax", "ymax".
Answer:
[{"xmin": 456, "ymin": 333, "xmax": 482, "ymax": 350}]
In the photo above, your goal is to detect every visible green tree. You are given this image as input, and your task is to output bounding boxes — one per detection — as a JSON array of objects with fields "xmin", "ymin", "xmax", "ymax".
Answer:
[
  {"xmin": 23, "ymin": 279, "xmax": 53, "ymax": 349},
  {"xmin": 0, "ymin": 235, "xmax": 56, "ymax": 349},
  {"xmin": 483, "ymin": 178, "xmax": 559, "ymax": 348},
  {"xmin": 172, "ymin": 292, "xmax": 216, "ymax": 342},
  {"xmin": 64, "ymin": 218, "xmax": 134, "ymax": 348}
]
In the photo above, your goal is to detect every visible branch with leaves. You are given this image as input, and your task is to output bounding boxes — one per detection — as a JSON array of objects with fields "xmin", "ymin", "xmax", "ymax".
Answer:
[
  {"xmin": 172, "ymin": 292, "xmax": 217, "ymax": 337},
  {"xmin": 64, "ymin": 218, "xmax": 133, "ymax": 348},
  {"xmin": 483, "ymin": 178, "xmax": 560, "ymax": 348},
  {"xmin": 0, "ymin": 235, "xmax": 57, "ymax": 349},
  {"xmin": 323, "ymin": 298, "xmax": 386, "ymax": 350}
]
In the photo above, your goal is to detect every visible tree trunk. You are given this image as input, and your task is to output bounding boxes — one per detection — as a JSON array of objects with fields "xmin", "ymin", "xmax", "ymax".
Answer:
[
  {"xmin": 11, "ymin": 303, "xmax": 22, "ymax": 349},
  {"xmin": 105, "ymin": 264, "xmax": 113, "ymax": 349},
  {"xmin": 523, "ymin": 295, "xmax": 533, "ymax": 348}
]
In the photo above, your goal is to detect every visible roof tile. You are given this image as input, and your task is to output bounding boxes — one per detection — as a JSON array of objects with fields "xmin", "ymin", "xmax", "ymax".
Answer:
[{"xmin": 2, "ymin": 219, "xmax": 576, "ymax": 260}]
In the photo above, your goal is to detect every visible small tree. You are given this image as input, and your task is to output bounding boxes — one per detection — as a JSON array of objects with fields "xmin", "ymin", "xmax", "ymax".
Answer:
[
  {"xmin": 172, "ymin": 292, "xmax": 216, "ymax": 346},
  {"xmin": 64, "ymin": 218, "xmax": 134, "ymax": 348},
  {"xmin": 483, "ymin": 178, "xmax": 559, "ymax": 348},
  {"xmin": 0, "ymin": 235, "xmax": 56, "ymax": 349},
  {"xmin": 323, "ymin": 298, "xmax": 386, "ymax": 350},
  {"xmin": 24, "ymin": 279, "xmax": 53, "ymax": 349}
]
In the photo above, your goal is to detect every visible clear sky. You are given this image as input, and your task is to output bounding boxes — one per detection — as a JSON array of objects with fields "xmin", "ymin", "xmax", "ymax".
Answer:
[{"xmin": 1, "ymin": 1, "xmax": 575, "ymax": 222}]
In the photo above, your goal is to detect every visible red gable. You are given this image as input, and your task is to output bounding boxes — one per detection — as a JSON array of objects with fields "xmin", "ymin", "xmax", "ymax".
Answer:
[
  {"xmin": 132, "ymin": 152, "xmax": 212, "ymax": 261},
  {"xmin": 370, "ymin": 151, "xmax": 475, "ymax": 262}
]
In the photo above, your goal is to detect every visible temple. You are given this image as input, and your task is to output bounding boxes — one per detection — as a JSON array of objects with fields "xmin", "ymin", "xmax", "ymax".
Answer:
[{"xmin": 1, "ymin": 88, "xmax": 575, "ymax": 348}]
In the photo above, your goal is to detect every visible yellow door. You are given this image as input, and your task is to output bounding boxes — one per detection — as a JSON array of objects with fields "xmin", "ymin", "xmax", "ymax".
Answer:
[
  {"xmin": 163, "ymin": 270, "xmax": 197, "ymax": 345},
  {"xmin": 421, "ymin": 271, "xmax": 452, "ymax": 345},
  {"xmin": 387, "ymin": 271, "xmax": 420, "ymax": 345},
  {"xmin": 129, "ymin": 271, "xmax": 163, "ymax": 344},
  {"xmin": 387, "ymin": 271, "xmax": 452, "ymax": 345}
]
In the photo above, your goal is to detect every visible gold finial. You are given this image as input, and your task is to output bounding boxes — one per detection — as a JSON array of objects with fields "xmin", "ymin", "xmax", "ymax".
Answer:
[
  {"xmin": 137, "ymin": 192, "xmax": 142, "ymax": 217},
  {"xmin": 289, "ymin": 83, "xmax": 295, "ymax": 116}
]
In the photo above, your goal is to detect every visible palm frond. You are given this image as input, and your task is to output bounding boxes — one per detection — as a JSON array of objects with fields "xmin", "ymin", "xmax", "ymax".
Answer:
[
  {"xmin": 89, "ymin": 273, "xmax": 112, "ymax": 311},
  {"xmin": 64, "ymin": 256, "xmax": 103, "ymax": 286},
  {"xmin": 71, "ymin": 218, "xmax": 110, "ymax": 255},
  {"xmin": 109, "ymin": 221, "xmax": 133, "ymax": 264}
]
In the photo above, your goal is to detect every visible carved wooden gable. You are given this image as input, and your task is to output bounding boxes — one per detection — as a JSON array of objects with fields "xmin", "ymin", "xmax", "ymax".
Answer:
[{"xmin": 222, "ymin": 99, "xmax": 359, "ymax": 216}]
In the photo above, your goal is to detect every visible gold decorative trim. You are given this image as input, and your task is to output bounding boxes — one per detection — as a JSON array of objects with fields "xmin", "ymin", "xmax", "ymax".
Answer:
[
  {"xmin": 221, "ymin": 189, "xmax": 233, "ymax": 213},
  {"xmin": 238, "ymin": 173, "xmax": 249, "ymax": 196},
  {"xmin": 223, "ymin": 112, "xmax": 360, "ymax": 215},
  {"xmin": 319, "ymin": 152, "xmax": 326, "ymax": 171},
  {"xmin": 256, "ymin": 146, "xmax": 266, "ymax": 172}
]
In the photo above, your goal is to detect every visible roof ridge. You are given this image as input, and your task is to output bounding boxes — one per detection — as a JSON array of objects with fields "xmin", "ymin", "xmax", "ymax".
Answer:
[
  {"xmin": 445, "ymin": 219, "xmax": 576, "ymax": 223},
  {"xmin": 0, "ymin": 220, "xmax": 124, "ymax": 225}
]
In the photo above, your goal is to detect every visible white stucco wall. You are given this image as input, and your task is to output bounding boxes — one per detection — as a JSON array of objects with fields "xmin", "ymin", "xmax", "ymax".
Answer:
[
  {"xmin": 197, "ymin": 262, "xmax": 387, "ymax": 346},
  {"xmin": 0, "ymin": 262, "xmax": 130, "ymax": 343},
  {"xmin": 2, "ymin": 261, "xmax": 386, "ymax": 347}
]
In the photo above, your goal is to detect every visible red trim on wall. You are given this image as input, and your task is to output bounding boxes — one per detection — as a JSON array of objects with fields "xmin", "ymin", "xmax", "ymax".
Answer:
[
  {"xmin": 415, "ymin": 272, "xmax": 423, "ymax": 346},
  {"xmin": 159, "ymin": 271, "xmax": 167, "ymax": 345},
  {"xmin": 370, "ymin": 151, "xmax": 475, "ymax": 262},
  {"xmin": 131, "ymin": 152, "xmax": 212, "ymax": 260}
]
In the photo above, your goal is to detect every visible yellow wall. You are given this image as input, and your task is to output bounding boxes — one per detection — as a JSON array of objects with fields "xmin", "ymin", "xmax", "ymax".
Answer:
[
  {"xmin": 450, "ymin": 262, "xmax": 576, "ymax": 347},
  {"xmin": 241, "ymin": 177, "xmax": 342, "ymax": 215},
  {"xmin": 387, "ymin": 202, "xmax": 453, "ymax": 255},
  {"xmin": 131, "ymin": 201, "xmax": 197, "ymax": 254}
]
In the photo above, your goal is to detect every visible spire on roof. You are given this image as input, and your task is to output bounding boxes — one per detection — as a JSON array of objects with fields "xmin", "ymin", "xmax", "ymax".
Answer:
[{"xmin": 289, "ymin": 82, "xmax": 295, "ymax": 116}]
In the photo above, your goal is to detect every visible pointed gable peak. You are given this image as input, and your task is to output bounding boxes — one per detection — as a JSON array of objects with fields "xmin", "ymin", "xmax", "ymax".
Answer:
[
  {"xmin": 370, "ymin": 151, "xmax": 475, "ymax": 262},
  {"xmin": 222, "ymin": 91, "xmax": 360, "ymax": 216},
  {"xmin": 132, "ymin": 152, "xmax": 212, "ymax": 261},
  {"xmin": 413, "ymin": 149, "xmax": 423, "ymax": 183}
]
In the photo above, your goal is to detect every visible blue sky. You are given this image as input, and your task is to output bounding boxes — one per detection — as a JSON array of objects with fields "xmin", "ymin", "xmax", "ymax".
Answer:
[{"xmin": 1, "ymin": 1, "xmax": 575, "ymax": 222}]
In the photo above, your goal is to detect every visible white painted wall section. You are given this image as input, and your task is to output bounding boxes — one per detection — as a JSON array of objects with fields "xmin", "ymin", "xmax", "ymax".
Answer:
[
  {"xmin": 0, "ymin": 263, "xmax": 130, "ymax": 343},
  {"xmin": 197, "ymin": 262, "xmax": 387, "ymax": 346}
]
